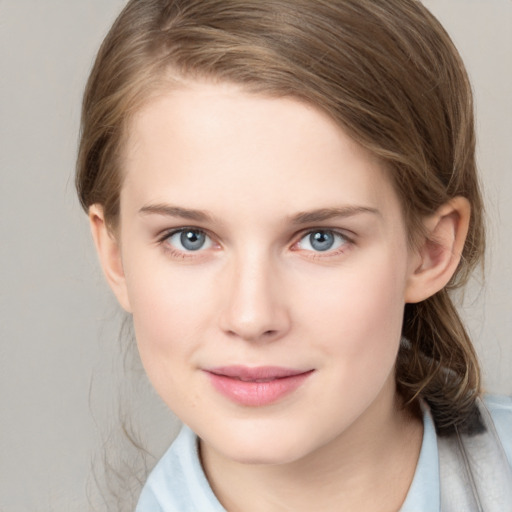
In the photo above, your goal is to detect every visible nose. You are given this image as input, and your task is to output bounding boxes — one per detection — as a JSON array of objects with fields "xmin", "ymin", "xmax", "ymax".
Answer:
[{"xmin": 218, "ymin": 252, "xmax": 291, "ymax": 343}]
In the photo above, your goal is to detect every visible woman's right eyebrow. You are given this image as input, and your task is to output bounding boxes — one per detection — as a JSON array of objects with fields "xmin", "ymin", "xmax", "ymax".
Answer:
[{"xmin": 138, "ymin": 203, "xmax": 214, "ymax": 222}]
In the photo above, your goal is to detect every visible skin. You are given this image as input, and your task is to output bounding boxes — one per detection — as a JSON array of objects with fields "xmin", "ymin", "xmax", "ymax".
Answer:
[{"xmin": 90, "ymin": 81, "xmax": 470, "ymax": 511}]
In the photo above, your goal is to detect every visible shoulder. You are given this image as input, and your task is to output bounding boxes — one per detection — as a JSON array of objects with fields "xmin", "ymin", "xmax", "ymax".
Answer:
[{"xmin": 483, "ymin": 394, "xmax": 512, "ymax": 467}]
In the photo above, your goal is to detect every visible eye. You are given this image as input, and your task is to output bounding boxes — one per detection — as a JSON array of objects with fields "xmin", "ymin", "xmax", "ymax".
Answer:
[
  {"xmin": 165, "ymin": 228, "xmax": 213, "ymax": 252},
  {"xmin": 296, "ymin": 230, "xmax": 348, "ymax": 252}
]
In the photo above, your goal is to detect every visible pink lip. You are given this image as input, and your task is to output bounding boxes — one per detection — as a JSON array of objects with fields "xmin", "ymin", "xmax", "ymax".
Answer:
[{"xmin": 204, "ymin": 366, "xmax": 314, "ymax": 406}]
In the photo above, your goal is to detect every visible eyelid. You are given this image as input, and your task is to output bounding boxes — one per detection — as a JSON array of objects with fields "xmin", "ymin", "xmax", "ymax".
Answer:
[
  {"xmin": 296, "ymin": 227, "xmax": 355, "ymax": 243},
  {"xmin": 157, "ymin": 225, "xmax": 210, "ymax": 242}
]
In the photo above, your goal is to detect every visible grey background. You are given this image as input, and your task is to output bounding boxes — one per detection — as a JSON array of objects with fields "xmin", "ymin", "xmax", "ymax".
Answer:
[{"xmin": 1, "ymin": 1, "xmax": 511, "ymax": 510}]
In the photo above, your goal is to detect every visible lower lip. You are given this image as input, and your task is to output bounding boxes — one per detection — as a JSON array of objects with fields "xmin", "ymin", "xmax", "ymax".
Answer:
[{"xmin": 205, "ymin": 370, "xmax": 314, "ymax": 407}]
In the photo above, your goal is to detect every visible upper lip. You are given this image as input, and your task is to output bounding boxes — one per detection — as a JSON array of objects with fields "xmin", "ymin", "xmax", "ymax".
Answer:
[{"xmin": 205, "ymin": 365, "xmax": 312, "ymax": 382}]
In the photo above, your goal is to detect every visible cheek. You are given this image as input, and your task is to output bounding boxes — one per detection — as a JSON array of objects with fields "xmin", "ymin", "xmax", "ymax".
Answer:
[
  {"xmin": 300, "ymin": 250, "xmax": 408, "ymax": 361},
  {"xmin": 133, "ymin": 282, "xmax": 204, "ymax": 338},
  {"xmin": 127, "ymin": 270, "xmax": 212, "ymax": 413},
  {"xmin": 123, "ymin": 254, "xmax": 214, "ymax": 380},
  {"xmin": 295, "ymin": 252, "xmax": 408, "ymax": 419}
]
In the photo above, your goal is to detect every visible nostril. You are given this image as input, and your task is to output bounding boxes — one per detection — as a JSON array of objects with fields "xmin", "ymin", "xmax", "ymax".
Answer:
[{"xmin": 225, "ymin": 328, "xmax": 279, "ymax": 342}]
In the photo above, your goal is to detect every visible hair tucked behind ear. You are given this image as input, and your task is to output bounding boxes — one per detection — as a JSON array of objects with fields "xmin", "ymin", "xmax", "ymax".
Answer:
[
  {"xmin": 399, "ymin": 292, "xmax": 482, "ymax": 434},
  {"xmin": 77, "ymin": 0, "xmax": 485, "ymax": 438}
]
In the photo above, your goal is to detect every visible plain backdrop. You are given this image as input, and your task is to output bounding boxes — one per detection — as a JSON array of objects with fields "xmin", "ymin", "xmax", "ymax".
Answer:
[{"xmin": 1, "ymin": 1, "xmax": 511, "ymax": 510}]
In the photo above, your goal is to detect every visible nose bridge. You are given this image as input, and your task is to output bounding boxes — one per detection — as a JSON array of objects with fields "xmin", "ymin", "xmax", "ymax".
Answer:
[{"xmin": 220, "ymin": 246, "xmax": 289, "ymax": 342}]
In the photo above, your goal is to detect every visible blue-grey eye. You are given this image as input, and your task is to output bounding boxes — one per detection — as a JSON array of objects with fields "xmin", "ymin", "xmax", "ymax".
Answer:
[
  {"xmin": 298, "ymin": 230, "xmax": 346, "ymax": 252},
  {"xmin": 167, "ymin": 229, "xmax": 212, "ymax": 251}
]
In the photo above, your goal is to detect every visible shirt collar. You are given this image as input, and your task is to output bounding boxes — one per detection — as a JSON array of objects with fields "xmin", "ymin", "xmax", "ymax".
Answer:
[{"xmin": 399, "ymin": 401, "xmax": 440, "ymax": 511}]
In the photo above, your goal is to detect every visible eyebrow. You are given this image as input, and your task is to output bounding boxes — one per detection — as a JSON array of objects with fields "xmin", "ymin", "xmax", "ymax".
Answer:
[
  {"xmin": 289, "ymin": 206, "xmax": 380, "ymax": 225},
  {"xmin": 139, "ymin": 203, "xmax": 379, "ymax": 224},
  {"xmin": 139, "ymin": 204, "xmax": 214, "ymax": 222}
]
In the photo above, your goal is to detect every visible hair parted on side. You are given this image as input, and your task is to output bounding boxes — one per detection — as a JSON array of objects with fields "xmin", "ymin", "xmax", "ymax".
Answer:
[{"xmin": 77, "ymin": 0, "xmax": 485, "ymax": 433}]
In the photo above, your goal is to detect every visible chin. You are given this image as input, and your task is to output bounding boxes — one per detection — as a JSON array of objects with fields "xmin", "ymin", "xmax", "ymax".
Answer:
[{"xmin": 205, "ymin": 422, "xmax": 315, "ymax": 466}]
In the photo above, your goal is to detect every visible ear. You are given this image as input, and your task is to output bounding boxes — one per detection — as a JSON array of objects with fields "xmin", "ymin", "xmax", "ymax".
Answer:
[
  {"xmin": 89, "ymin": 204, "xmax": 132, "ymax": 312},
  {"xmin": 405, "ymin": 197, "xmax": 470, "ymax": 304}
]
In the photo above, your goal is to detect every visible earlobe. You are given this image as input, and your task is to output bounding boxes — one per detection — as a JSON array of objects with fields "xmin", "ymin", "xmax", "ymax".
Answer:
[
  {"xmin": 89, "ymin": 204, "xmax": 132, "ymax": 312},
  {"xmin": 405, "ymin": 197, "xmax": 471, "ymax": 304}
]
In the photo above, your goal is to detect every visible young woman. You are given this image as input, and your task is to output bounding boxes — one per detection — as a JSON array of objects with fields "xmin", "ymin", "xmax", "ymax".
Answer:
[{"xmin": 76, "ymin": 0, "xmax": 512, "ymax": 510}]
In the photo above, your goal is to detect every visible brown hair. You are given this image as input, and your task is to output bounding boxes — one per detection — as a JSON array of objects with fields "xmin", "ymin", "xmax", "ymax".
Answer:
[{"xmin": 77, "ymin": 0, "xmax": 484, "ymax": 433}]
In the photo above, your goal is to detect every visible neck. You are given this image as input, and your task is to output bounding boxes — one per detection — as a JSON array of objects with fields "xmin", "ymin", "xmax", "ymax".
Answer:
[{"xmin": 200, "ymin": 383, "xmax": 423, "ymax": 512}]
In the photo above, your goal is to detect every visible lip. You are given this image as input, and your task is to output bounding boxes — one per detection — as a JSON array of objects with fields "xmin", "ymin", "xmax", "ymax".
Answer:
[{"xmin": 203, "ymin": 366, "xmax": 314, "ymax": 406}]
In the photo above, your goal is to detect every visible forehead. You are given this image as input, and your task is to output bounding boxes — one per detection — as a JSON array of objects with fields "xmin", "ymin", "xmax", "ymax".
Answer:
[{"xmin": 121, "ymin": 81, "xmax": 402, "ymax": 224}]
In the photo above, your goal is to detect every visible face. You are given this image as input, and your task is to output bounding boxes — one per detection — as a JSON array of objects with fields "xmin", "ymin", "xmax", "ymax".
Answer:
[{"xmin": 109, "ymin": 81, "xmax": 421, "ymax": 465}]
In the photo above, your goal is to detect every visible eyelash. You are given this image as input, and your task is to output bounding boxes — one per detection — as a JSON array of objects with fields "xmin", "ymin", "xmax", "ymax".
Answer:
[{"xmin": 157, "ymin": 227, "xmax": 354, "ymax": 259}]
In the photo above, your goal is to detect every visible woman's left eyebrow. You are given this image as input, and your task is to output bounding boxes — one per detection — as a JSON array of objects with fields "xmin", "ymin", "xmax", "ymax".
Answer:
[{"xmin": 289, "ymin": 206, "xmax": 380, "ymax": 225}]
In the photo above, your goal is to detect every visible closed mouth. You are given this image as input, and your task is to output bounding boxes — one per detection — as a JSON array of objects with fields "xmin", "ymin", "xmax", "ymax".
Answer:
[
  {"xmin": 203, "ymin": 366, "xmax": 315, "ymax": 406},
  {"xmin": 206, "ymin": 365, "xmax": 313, "ymax": 381}
]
